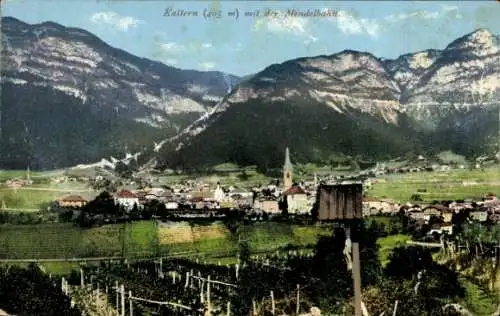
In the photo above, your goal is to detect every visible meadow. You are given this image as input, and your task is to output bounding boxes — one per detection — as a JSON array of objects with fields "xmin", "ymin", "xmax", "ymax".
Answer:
[
  {"xmin": 0, "ymin": 175, "xmax": 95, "ymax": 210},
  {"xmin": 367, "ymin": 166, "xmax": 500, "ymax": 202}
]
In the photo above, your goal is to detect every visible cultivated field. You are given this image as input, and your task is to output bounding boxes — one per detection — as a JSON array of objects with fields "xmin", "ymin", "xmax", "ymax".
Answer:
[
  {"xmin": 0, "ymin": 221, "xmax": 331, "ymax": 263},
  {"xmin": 367, "ymin": 166, "xmax": 500, "ymax": 202}
]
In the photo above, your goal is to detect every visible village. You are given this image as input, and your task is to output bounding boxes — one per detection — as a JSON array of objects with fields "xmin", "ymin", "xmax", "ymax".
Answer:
[{"xmin": 3, "ymin": 148, "xmax": 499, "ymax": 240}]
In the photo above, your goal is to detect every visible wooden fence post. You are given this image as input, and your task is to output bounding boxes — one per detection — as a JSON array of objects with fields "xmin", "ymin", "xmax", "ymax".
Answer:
[{"xmin": 227, "ymin": 301, "xmax": 231, "ymax": 316}]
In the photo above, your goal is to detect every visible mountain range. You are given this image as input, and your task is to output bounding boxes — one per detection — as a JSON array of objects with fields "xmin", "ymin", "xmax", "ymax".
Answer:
[
  {"xmin": 1, "ymin": 16, "xmax": 499, "ymax": 171},
  {"xmin": 155, "ymin": 29, "xmax": 500, "ymax": 171},
  {"xmin": 1, "ymin": 17, "xmax": 239, "ymax": 169}
]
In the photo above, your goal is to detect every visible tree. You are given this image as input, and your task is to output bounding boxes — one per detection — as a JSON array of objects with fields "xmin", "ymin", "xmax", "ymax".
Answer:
[
  {"xmin": 237, "ymin": 170, "xmax": 250, "ymax": 181},
  {"xmin": 384, "ymin": 246, "xmax": 464, "ymax": 300},
  {"xmin": 115, "ymin": 161, "xmax": 132, "ymax": 178},
  {"xmin": 278, "ymin": 196, "xmax": 288, "ymax": 216}
]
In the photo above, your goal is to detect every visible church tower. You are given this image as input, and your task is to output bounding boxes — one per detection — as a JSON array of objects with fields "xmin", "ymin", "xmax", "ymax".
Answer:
[{"xmin": 283, "ymin": 147, "xmax": 293, "ymax": 191}]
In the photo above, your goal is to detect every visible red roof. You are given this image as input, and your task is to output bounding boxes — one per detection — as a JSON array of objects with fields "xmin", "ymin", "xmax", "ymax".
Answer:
[
  {"xmin": 115, "ymin": 190, "xmax": 138, "ymax": 198},
  {"xmin": 283, "ymin": 185, "xmax": 306, "ymax": 195},
  {"xmin": 60, "ymin": 195, "xmax": 87, "ymax": 202},
  {"xmin": 423, "ymin": 204, "xmax": 451, "ymax": 212}
]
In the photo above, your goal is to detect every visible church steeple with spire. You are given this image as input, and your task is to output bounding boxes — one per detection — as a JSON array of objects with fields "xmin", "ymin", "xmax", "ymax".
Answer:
[{"xmin": 283, "ymin": 147, "xmax": 293, "ymax": 191}]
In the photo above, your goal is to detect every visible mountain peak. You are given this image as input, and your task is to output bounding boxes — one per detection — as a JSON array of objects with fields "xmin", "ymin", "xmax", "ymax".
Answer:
[{"xmin": 444, "ymin": 28, "xmax": 499, "ymax": 57}]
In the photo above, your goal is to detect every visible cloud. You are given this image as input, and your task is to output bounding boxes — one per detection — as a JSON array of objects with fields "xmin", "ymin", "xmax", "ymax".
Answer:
[
  {"xmin": 199, "ymin": 62, "xmax": 216, "ymax": 70},
  {"xmin": 90, "ymin": 11, "xmax": 142, "ymax": 31},
  {"xmin": 201, "ymin": 43, "xmax": 213, "ymax": 49},
  {"xmin": 336, "ymin": 10, "xmax": 381, "ymax": 39},
  {"xmin": 252, "ymin": 12, "xmax": 317, "ymax": 43},
  {"xmin": 330, "ymin": 6, "xmax": 462, "ymax": 39},
  {"xmin": 160, "ymin": 42, "xmax": 184, "ymax": 52},
  {"xmin": 385, "ymin": 6, "xmax": 462, "ymax": 23}
]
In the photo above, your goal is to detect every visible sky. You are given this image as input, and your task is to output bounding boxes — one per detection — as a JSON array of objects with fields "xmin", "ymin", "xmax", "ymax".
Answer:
[{"xmin": 2, "ymin": 0, "xmax": 500, "ymax": 76}]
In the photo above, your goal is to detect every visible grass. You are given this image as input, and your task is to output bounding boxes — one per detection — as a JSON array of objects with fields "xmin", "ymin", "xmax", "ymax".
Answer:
[
  {"xmin": 367, "ymin": 166, "xmax": 500, "ymax": 202},
  {"xmin": 0, "ymin": 169, "xmax": 66, "ymax": 182},
  {"xmin": 0, "ymin": 184, "xmax": 95, "ymax": 210},
  {"xmin": 42, "ymin": 262, "xmax": 81, "ymax": 275},
  {"xmin": 460, "ymin": 277, "xmax": 499, "ymax": 316},
  {"xmin": 377, "ymin": 234, "xmax": 411, "ymax": 266}
]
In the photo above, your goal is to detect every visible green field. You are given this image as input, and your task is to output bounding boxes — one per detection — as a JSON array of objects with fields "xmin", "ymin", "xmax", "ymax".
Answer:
[
  {"xmin": 0, "ymin": 169, "xmax": 66, "ymax": 182},
  {"xmin": 367, "ymin": 166, "xmax": 500, "ymax": 202},
  {"xmin": 376, "ymin": 234, "xmax": 411, "ymax": 266},
  {"xmin": 0, "ymin": 221, "xmax": 331, "ymax": 261},
  {"xmin": 0, "ymin": 182, "xmax": 95, "ymax": 210}
]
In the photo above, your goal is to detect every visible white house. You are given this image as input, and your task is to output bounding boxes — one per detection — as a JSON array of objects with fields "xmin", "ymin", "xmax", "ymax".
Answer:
[
  {"xmin": 165, "ymin": 201, "xmax": 179, "ymax": 210},
  {"xmin": 281, "ymin": 185, "xmax": 309, "ymax": 214},
  {"xmin": 115, "ymin": 190, "xmax": 140, "ymax": 211}
]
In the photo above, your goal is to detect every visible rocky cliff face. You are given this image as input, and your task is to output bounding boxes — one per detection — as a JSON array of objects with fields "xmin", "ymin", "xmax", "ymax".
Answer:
[
  {"xmin": 156, "ymin": 29, "xmax": 499, "ymax": 170},
  {"xmin": 0, "ymin": 17, "xmax": 240, "ymax": 169},
  {"xmin": 156, "ymin": 51, "xmax": 422, "ymax": 171},
  {"xmin": 386, "ymin": 29, "xmax": 500, "ymax": 155}
]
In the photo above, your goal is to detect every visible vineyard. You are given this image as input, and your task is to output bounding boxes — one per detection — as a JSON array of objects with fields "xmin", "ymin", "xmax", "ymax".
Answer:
[
  {"xmin": 0, "ymin": 263, "xmax": 81, "ymax": 316},
  {"xmin": 66, "ymin": 249, "xmax": 318, "ymax": 316}
]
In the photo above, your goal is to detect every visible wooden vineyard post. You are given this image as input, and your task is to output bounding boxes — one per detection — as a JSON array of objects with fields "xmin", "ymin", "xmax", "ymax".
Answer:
[
  {"xmin": 159, "ymin": 257, "xmax": 163, "ymax": 277},
  {"xmin": 80, "ymin": 268, "xmax": 84, "ymax": 287},
  {"xmin": 296, "ymin": 284, "xmax": 300, "ymax": 315},
  {"xmin": 317, "ymin": 183, "xmax": 364, "ymax": 316},
  {"xmin": 115, "ymin": 281, "xmax": 120, "ymax": 316},
  {"xmin": 185, "ymin": 271, "xmax": 189, "ymax": 288},
  {"xmin": 129, "ymin": 291, "xmax": 133, "ymax": 316},
  {"xmin": 200, "ymin": 279, "xmax": 205, "ymax": 304},
  {"xmin": 270, "ymin": 290, "xmax": 275, "ymax": 315},
  {"xmin": 121, "ymin": 284, "xmax": 125, "ymax": 316},
  {"xmin": 351, "ymin": 225, "xmax": 362, "ymax": 316},
  {"xmin": 207, "ymin": 275, "xmax": 212, "ymax": 313}
]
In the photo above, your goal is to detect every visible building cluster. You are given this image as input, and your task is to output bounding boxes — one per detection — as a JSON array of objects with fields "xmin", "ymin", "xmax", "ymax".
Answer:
[
  {"xmin": 54, "ymin": 148, "xmax": 319, "ymax": 214},
  {"xmin": 363, "ymin": 193, "xmax": 500, "ymax": 235}
]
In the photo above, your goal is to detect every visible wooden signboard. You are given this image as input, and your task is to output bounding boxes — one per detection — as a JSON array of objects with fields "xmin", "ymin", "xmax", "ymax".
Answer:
[{"xmin": 317, "ymin": 183, "xmax": 363, "ymax": 221}]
